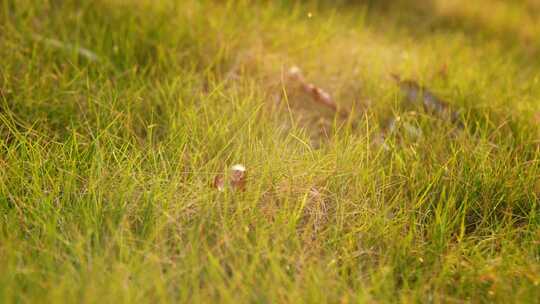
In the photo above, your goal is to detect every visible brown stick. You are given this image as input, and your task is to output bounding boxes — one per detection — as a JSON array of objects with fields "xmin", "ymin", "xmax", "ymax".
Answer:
[{"xmin": 287, "ymin": 66, "xmax": 349, "ymax": 117}]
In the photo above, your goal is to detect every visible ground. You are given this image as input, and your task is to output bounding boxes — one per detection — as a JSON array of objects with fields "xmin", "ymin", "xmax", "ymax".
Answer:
[{"xmin": 1, "ymin": 0, "xmax": 540, "ymax": 303}]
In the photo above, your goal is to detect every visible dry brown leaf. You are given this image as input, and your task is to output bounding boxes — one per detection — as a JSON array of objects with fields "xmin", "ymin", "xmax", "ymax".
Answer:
[
  {"xmin": 287, "ymin": 66, "xmax": 349, "ymax": 117},
  {"xmin": 230, "ymin": 164, "xmax": 247, "ymax": 192},
  {"xmin": 212, "ymin": 164, "xmax": 247, "ymax": 192},
  {"xmin": 213, "ymin": 174, "xmax": 225, "ymax": 192},
  {"xmin": 391, "ymin": 73, "xmax": 461, "ymax": 125}
]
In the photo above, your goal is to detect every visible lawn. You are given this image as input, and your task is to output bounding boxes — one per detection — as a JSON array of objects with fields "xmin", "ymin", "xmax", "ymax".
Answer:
[{"xmin": 1, "ymin": 0, "xmax": 540, "ymax": 302}]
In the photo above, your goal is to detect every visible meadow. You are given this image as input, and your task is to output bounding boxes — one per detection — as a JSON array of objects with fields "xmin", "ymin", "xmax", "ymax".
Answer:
[{"xmin": 1, "ymin": 0, "xmax": 540, "ymax": 302}]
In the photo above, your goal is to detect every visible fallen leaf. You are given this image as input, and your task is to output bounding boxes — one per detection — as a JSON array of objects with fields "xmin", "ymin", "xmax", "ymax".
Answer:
[
  {"xmin": 230, "ymin": 164, "xmax": 247, "ymax": 191},
  {"xmin": 213, "ymin": 174, "xmax": 225, "ymax": 192},
  {"xmin": 391, "ymin": 73, "xmax": 461, "ymax": 125},
  {"xmin": 287, "ymin": 66, "xmax": 349, "ymax": 117}
]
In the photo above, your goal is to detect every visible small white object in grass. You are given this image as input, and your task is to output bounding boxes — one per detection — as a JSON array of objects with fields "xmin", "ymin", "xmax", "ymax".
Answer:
[
  {"xmin": 308, "ymin": 12, "xmax": 313, "ymax": 18},
  {"xmin": 288, "ymin": 66, "xmax": 303, "ymax": 81},
  {"xmin": 230, "ymin": 164, "xmax": 247, "ymax": 191},
  {"xmin": 231, "ymin": 164, "xmax": 246, "ymax": 172}
]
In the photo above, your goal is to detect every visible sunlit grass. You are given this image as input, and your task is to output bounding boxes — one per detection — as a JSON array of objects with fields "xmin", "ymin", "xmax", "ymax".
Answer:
[{"xmin": 1, "ymin": 0, "xmax": 539, "ymax": 303}]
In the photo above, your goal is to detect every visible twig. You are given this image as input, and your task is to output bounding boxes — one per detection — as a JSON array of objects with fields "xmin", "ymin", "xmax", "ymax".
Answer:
[{"xmin": 287, "ymin": 66, "xmax": 349, "ymax": 117}]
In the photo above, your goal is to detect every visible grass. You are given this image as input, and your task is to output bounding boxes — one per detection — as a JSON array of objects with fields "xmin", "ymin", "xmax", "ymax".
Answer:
[{"xmin": 1, "ymin": 0, "xmax": 540, "ymax": 302}]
